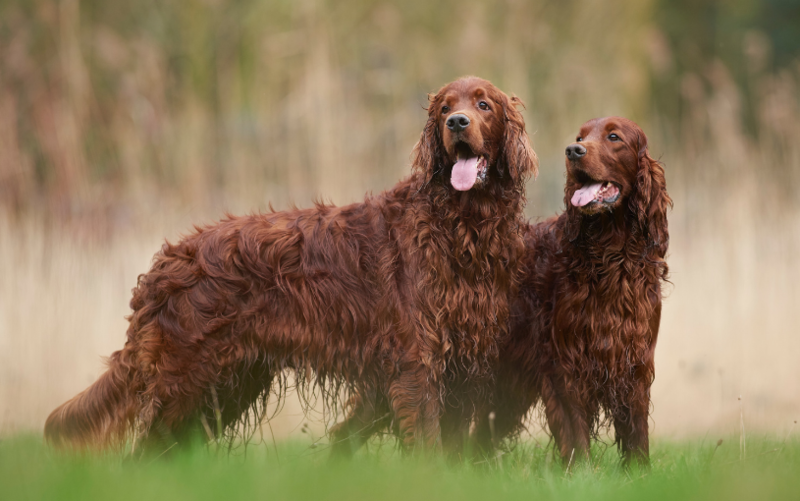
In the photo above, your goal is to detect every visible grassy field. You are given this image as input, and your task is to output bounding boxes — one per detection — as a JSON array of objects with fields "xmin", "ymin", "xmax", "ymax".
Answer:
[
  {"xmin": 1, "ymin": 3, "xmax": 798, "ymax": 499},
  {"xmin": 2, "ymin": 435, "xmax": 799, "ymax": 501},
  {"xmin": 1, "ymin": 0, "xmax": 799, "ymax": 440}
]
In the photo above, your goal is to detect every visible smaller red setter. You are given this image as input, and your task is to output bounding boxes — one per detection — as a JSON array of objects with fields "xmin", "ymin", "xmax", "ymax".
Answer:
[{"xmin": 474, "ymin": 117, "xmax": 671, "ymax": 466}]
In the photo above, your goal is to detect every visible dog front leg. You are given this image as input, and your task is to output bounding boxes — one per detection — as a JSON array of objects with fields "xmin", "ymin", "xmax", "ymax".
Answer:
[
  {"xmin": 613, "ymin": 379, "xmax": 652, "ymax": 467},
  {"xmin": 328, "ymin": 392, "xmax": 390, "ymax": 458},
  {"xmin": 387, "ymin": 361, "xmax": 443, "ymax": 454},
  {"xmin": 541, "ymin": 375, "xmax": 591, "ymax": 466}
]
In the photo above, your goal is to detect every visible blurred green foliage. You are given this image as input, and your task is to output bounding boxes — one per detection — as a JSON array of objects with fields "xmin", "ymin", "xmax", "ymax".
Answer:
[
  {"xmin": 0, "ymin": 0, "xmax": 798, "ymax": 217},
  {"xmin": 654, "ymin": 0, "xmax": 800, "ymax": 133}
]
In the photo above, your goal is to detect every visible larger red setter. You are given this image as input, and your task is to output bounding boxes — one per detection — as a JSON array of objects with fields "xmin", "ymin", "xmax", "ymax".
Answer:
[
  {"xmin": 44, "ymin": 77, "xmax": 537, "ymax": 453},
  {"xmin": 473, "ymin": 117, "xmax": 671, "ymax": 466}
]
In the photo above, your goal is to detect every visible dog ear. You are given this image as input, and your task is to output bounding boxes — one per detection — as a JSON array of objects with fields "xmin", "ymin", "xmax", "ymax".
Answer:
[
  {"xmin": 499, "ymin": 95, "xmax": 538, "ymax": 183},
  {"xmin": 412, "ymin": 92, "xmax": 447, "ymax": 178},
  {"xmin": 629, "ymin": 133, "xmax": 672, "ymax": 257}
]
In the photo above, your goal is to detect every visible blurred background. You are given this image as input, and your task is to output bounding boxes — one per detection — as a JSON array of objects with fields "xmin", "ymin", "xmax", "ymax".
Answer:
[{"xmin": 1, "ymin": 0, "xmax": 798, "ymax": 441}]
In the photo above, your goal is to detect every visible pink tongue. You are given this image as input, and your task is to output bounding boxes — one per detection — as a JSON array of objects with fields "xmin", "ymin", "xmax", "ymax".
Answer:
[
  {"xmin": 571, "ymin": 182, "xmax": 604, "ymax": 207},
  {"xmin": 451, "ymin": 157, "xmax": 479, "ymax": 191}
]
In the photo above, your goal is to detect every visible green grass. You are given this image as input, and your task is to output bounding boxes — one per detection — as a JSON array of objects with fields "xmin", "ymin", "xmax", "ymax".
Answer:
[{"xmin": 2, "ymin": 434, "xmax": 799, "ymax": 501}]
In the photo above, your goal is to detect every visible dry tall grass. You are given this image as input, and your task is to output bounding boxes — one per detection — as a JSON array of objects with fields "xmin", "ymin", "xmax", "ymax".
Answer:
[{"xmin": 1, "ymin": 0, "xmax": 798, "ymax": 438}]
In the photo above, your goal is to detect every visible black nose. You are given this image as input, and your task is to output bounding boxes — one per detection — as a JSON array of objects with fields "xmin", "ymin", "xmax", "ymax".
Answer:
[
  {"xmin": 446, "ymin": 114, "xmax": 470, "ymax": 132},
  {"xmin": 566, "ymin": 144, "xmax": 587, "ymax": 160}
]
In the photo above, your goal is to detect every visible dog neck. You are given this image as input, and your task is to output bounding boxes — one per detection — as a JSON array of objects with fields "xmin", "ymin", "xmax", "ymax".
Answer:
[
  {"xmin": 564, "ymin": 206, "xmax": 659, "ymax": 266},
  {"xmin": 404, "ymin": 169, "xmax": 527, "ymax": 279}
]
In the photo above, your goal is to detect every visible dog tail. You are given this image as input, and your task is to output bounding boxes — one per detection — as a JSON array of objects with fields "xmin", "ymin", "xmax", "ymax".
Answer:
[{"xmin": 45, "ymin": 349, "xmax": 138, "ymax": 450}]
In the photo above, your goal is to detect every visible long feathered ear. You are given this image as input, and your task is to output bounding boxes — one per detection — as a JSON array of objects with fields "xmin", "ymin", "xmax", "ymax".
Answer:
[
  {"xmin": 499, "ymin": 95, "xmax": 538, "ymax": 183},
  {"xmin": 629, "ymin": 134, "xmax": 672, "ymax": 257},
  {"xmin": 411, "ymin": 93, "xmax": 446, "ymax": 177}
]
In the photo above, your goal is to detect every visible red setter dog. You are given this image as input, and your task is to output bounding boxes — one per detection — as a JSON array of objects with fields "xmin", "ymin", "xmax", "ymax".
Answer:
[
  {"xmin": 472, "ymin": 117, "xmax": 671, "ymax": 466},
  {"xmin": 45, "ymin": 77, "xmax": 537, "ymax": 453}
]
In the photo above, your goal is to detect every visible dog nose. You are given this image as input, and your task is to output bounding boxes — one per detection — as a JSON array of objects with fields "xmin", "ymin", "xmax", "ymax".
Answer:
[
  {"xmin": 566, "ymin": 144, "xmax": 587, "ymax": 160},
  {"xmin": 446, "ymin": 114, "xmax": 471, "ymax": 132}
]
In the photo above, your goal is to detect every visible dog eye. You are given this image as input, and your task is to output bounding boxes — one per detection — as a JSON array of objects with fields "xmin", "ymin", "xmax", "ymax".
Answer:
[
  {"xmin": 608, "ymin": 133, "xmax": 620, "ymax": 141},
  {"xmin": 478, "ymin": 101, "xmax": 490, "ymax": 111},
  {"xmin": 441, "ymin": 105, "xmax": 450, "ymax": 114},
  {"xmin": 576, "ymin": 137, "xmax": 583, "ymax": 142}
]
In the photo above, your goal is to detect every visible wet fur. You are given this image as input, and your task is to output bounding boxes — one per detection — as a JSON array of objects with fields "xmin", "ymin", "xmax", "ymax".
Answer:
[
  {"xmin": 44, "ymin": 77, "xmax": 537, "ymax": 454},
  {"xmin": 473, "ymin": 117, "xmax": 671, "ymax": 466}
]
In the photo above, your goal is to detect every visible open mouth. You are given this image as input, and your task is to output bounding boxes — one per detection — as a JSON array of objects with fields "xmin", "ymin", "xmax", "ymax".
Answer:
[
  {"xmin": 570, "ymin": 180, "xmax": 621, "ymax": 208},
  {"xmin": 450, "ymin": 142, "xmax": 488, "ymax": 191}
]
